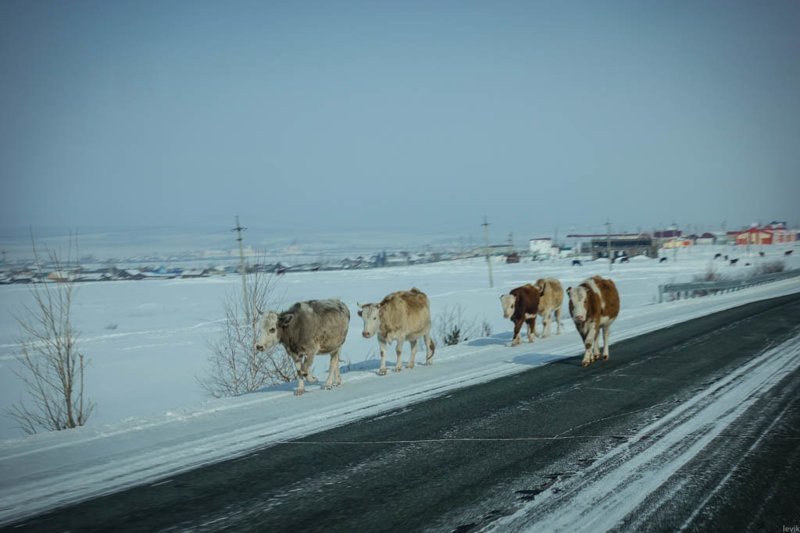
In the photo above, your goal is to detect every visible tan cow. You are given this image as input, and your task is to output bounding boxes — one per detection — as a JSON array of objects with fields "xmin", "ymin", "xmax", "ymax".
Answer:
[
  {"xmin": 566, "ymin": 276, "xmax": 620, "ymax": 367},
  {"xmin": 358, "ymin": 288, "xmax": 436, "ymax": 375},
  {"xmin": 533, "ymin": 278, "xmax": 564, "ymax": 338}
]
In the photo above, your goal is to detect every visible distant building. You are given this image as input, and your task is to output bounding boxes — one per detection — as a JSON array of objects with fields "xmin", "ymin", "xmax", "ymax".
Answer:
[
  {"xmin": 695, "ymin": 232, "xmax": 717, "ymax": 245},
  {"xmin": 734, "ymin": 225, "xmax": 796, "ymax": 245},
  {"xmin": 528, "ymin": 238, "xmax": 555, "ymax": 258},
  {"xmin": 567, "ymin": 233, "xmax": 657, "ymax": 258},
  {"xmin": 487, "ymin": 243, "xmax": 514, "ymax": 256},
  {"xmin": 662, "ymin": 238, "xmax": 693, "ymax": 249}
]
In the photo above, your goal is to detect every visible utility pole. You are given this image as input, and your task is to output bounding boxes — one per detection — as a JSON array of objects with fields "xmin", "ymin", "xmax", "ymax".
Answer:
[
  {"xmin": 554, "ymin": 226, "xmax": 559, "ymax": 262},
  {"xmin": 482, "ymin": 216, "xmax": 494, "ymax": 288},
  {"xmin": 232, "ymin": 216, "xmax": 250, "ymax": 322},
  {"xmin": 605, "ymin": 218, "xmax": 612, "ymax": 272}
]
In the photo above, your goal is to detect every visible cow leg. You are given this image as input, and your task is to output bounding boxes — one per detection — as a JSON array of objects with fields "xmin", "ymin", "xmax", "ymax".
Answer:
[
  {"xmin": 526, "ymin": 317, "xmax": 537, "ymax": 344},
  {"xmin": 592, "ymin": 326, "xmax": 602, "ymax": 362},
  {"xmin": 393, "ymin": 340, "xmax": 404, "ymax": 372},
  {"xmin": 602, "ymin": 324, "xmax": 611, "ymax": 361},
  {"xmin": 325, "ymin": 349, "xmax": 341, "ymax": 389},
  {"xmin": 378, "ymin": 339, "xmax": 388, "ymax": 376},
  {"xmin": 334, "ymin": 350, "xmax": 343, "ymax": 386},
  {"xmin": 542, "ymin": 311, "xmax": 551, "ymax": 338},
  {"xmin": 555, "ymin": 308, "xmax": 562, "ymax": 335},
  {"xmin": 304, "ymin": 352, "xmax": 318, "ymax": 384},
  {"xmin": 581, "ymin": 324, "xmax": 596, "ymax": 367},
  {"xmin": 408, "ymin": 338, "xmax": 418, "ymax": 369},
  {"xmin": 292, "ymin": 355, "xmax": 306, "ymax": 396},
  {"xmin": 512, "ymin": 319, "xmax": 523, "ymax": 346},
  {"xmin": 424, "ymin": 333, "xmax": 435, "ymax": 365}
]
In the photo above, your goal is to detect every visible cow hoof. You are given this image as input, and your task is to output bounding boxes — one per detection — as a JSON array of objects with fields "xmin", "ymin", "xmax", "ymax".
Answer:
[
  {"xmin": 603, "ymin": 355, "xmax": 609, "ymax": 361},
  {"xmin": 582, "ymin": 361, "xmax": 591, "ymax": 368},
  {"xmin": 294, "ymin": 389, "xmax": 305, "ymax": 396},
  {"xmin": 377, "ymin": 369, "xmax": 387, "ymax": 376},
  {"xmin": 393, "ymin": 367, "xmax": 402, "ymax": 373},
  {"xmin": 407, "ymin": 364, "xmax": 414, "ymax": 370}
]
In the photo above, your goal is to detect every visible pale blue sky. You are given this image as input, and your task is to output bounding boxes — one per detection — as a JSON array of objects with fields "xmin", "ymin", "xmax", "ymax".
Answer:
[{"xmin": 2, "ymin": 0, "xmax": 799, "ymax": 240}]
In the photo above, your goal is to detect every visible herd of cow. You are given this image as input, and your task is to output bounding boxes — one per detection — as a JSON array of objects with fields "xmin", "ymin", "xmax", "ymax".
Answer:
[{"xmin": 254, "ymin": 276, "xmax": 621, "ymax": 395}]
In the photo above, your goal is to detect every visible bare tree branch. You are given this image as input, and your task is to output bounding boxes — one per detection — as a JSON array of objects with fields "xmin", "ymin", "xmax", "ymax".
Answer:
[
  {"xmin": 198, "ymin": 263, "xmax": 294, "ymax": 398},
  {"xmin": 4, "ymin": 234, "xmax": 95, "ymax": 434}
]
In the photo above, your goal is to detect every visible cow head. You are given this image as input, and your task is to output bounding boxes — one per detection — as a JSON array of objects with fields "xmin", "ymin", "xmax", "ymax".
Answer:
[
  {"xmin": 254, "ymin": 310, "xmax": 281, "ymax": 352},
  {"xmin": 357, "ymin": 303, "xmax": 380, "ymax": 339},
  {"xmin": 500, "ymin": 294, "xmax": 516, "ymax": 319},
  {"xmin": 566, "ymin": 286, "xmax": 588, "ymax": 323}
]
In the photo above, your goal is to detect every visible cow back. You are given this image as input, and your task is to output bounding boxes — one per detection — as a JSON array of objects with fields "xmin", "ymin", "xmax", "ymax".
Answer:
[
  {"xmin": 580, "ymin": 276, "xmax": 620, "ymax": 323},
  {"xmin": 536, "ymin": 278, "xmax": 564, "ymax": 312},
  {"xmin": 280, "ymin": 299, "xmax": 350, "ymax": 354},
  {"xmin": 509, "ymin": 284, "xmax": 540, "ymax": 319},
  {"xmin": 379, "ymin": 288, "xmax": 432, "ymax": 338}
]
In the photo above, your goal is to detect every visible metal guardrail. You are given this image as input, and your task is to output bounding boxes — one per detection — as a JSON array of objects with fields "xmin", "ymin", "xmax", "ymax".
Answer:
[{"xmin": 658, "ymin": 268, "xmax": 800, "ymax": 303}]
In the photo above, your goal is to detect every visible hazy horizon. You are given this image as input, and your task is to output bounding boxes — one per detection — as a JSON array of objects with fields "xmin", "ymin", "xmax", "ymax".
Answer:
[{"xmin": 2, "ymin": 1, "xmax": 799, "ymax": 241}]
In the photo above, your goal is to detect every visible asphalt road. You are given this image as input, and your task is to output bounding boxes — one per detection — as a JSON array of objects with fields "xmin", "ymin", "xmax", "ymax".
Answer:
[{"xmin": 7, "ymin": 292, "xmax": 800, "ymax": 532}]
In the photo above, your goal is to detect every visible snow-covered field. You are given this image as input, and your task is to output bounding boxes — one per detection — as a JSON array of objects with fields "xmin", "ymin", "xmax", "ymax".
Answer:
[{"xmin": 0, "ymin": 244, "xmax": 799, "ymax": 525}]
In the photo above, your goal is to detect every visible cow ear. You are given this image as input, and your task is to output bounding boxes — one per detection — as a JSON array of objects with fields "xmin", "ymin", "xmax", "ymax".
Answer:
[{"xmin": 278, "ymin": 313, "xmax": 295, "ymax": 327}]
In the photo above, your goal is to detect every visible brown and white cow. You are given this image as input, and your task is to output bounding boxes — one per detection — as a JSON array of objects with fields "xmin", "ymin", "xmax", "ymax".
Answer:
[
  {"xmin": 566, "ymin": 276, "xmax": 620, "ymax": 367},
  {"xmin": 358, "ymin": 288, "xmax": 435, "ymax": 375},
  {"xmin": 500, "ymin": 284, "xmax": 541, "ymax": 346},
  {"xmin": 255, "ymin": 299, "xmax": 350, "ymax": 395},
  {"xmin": 533, "ymin": 278, "xmax": 564, "ymax": 338}
]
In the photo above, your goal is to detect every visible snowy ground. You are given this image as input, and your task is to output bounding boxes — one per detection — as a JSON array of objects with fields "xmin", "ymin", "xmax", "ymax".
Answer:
[{"xmin": 0, "ymin": 244, "xmax": 799, "ymax": 525}]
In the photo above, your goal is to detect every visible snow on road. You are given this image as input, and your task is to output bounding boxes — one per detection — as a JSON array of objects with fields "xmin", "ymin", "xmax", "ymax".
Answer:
[
  {"xmin": 489, "ymin": 330, "xmax": 800, "ymax": 532},
  {"xmin": 0, "ymin": 247, "xmax": 799, "ymax": 525}
]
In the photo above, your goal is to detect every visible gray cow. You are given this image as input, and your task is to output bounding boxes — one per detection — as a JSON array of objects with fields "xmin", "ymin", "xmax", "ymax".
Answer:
[{"xmin": 255, "ymin": 299, "xmax": 350, "ymax": 396}]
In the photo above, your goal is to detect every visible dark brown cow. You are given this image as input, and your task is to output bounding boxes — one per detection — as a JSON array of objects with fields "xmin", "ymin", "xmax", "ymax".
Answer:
[
  {"xmin": 567, "ymin": 276, "xmax": 620, "ymax": 367},
  {"xmin": 500, "ymin": 284, "xmax": 541, "ymax": 346}
]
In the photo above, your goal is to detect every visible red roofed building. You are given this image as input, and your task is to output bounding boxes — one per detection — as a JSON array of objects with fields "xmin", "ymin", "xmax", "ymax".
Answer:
[{"xmin": 734, "ymin": 225, "xmax": 796, "ymax": 245}]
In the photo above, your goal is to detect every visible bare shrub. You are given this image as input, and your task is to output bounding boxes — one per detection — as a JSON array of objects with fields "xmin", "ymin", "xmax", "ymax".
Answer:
[
  {"xmin": 5, "ymin": 238, "xmax": 94, "ymax": 434},
  {"xmin": 480, "ymin": 320, "xmax": 492, "ymax": 338},
  {"xmin": 754, "ymin": 260, "xmax": 785, "ymax": 276},
  {"xmin": 435, "ymin": 304, "xmax": 478, "ymax": 346},
  {"xmin": 693, "ymin": 264, "xmax": 724, "ymax": 283},
  {"xmin": 199, "ymin": 268, "xmax": 294, "ymax": 398}
]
